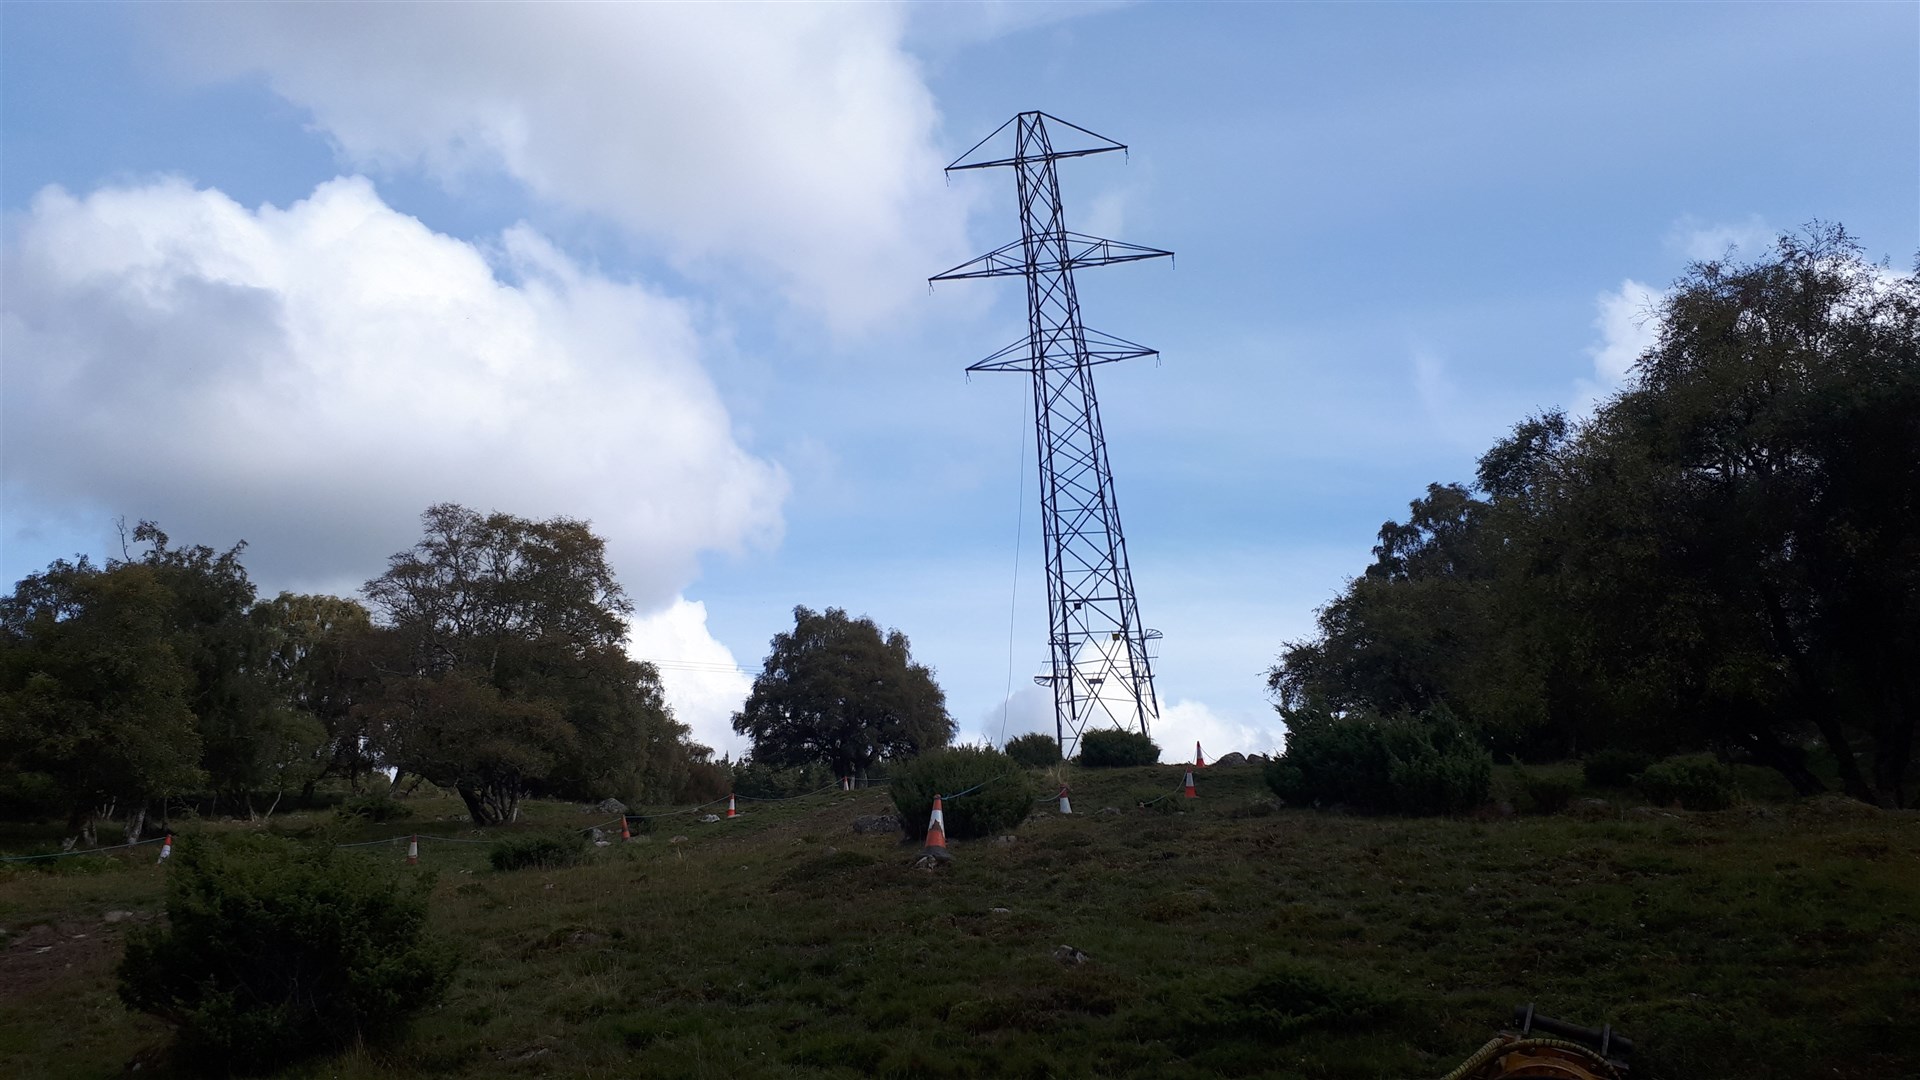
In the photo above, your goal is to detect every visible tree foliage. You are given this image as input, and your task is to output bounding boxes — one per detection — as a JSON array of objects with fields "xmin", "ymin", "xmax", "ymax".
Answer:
[
  {"xmin": 0, "ymin": 559, "xmax": 204, "ymax": 839},
  {"xmin": 361, "ymin": 504, "xmax": 694, "ymax": 825},
  {"xmin": 732, "ymin": 606, "xmax": 954, "ymax": 778},
  {"xmin": 1272, "ymin": 226, "xmax": 1919, "ymax": 806}
]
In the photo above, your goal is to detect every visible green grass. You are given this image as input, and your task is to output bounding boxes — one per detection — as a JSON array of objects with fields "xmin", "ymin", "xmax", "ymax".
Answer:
[{"xmin": 2, "ymin": 765, "xmax": 1916, "ymax": 1078}]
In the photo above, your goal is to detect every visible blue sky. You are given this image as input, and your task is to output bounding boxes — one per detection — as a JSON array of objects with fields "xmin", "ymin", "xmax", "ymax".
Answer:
[{"xmin": 4, "ymin": 3, "xmax": 1915, "ymax": 759}]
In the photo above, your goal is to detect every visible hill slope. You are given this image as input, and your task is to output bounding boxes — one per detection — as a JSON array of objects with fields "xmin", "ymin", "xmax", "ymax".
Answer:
[{"xmin": 3, "ymin": 763, "xmax": 1916, "ymax": 1078}]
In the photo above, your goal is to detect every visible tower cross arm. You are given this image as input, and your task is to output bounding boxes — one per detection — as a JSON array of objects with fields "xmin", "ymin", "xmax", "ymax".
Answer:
[{"xmin": 929, "ymin": 233, "xmax": 1173, "ymax": 284}]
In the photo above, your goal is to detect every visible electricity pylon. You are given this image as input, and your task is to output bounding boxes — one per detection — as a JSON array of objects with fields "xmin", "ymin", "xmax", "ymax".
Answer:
[{"xmin": 931, "ymin": 112, "xmax": 1171, "ymax": 758}]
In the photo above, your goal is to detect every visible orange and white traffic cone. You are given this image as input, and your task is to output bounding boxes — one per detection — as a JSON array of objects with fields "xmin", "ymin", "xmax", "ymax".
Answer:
[
  {"xmin": 156, "ymin": 834, "xmax": 172, "ymax": 863},
  {"xmin": 1057, "ymin": 785, "xmax": 1073, "ymax": 815},
  {"xmin": 727, "ymin": 794, "xmax": 737, "ymax": 819},
  {"xmin": 925, "ymin": 795, "xmax": 948, "ymax": 849},
  {"xmin": 842, "ymin": 776, "xmax": 851, "ymax": 791},
  {"xmin": 1183, "ymin": 771, "xmax": 1199, "ymax": 799},
  {"xmin": 407, "ymin": 835, "xmax": 419, "ymax": 865},
  {"xmin": 1195, "ymin": 742, "xmax": 1207, "ymax": 768},
  {"xmin": 620, "ymin": 816, "xmax": 631, "ymax": 841}
]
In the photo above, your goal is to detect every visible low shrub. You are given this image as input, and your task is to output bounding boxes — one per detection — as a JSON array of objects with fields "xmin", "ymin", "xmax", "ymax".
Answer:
[
  {"xmin": 1004, "ymin": 732, "xmax": 1063, "ymax": 769},
  {"xmin": 1517, "ymin": 770, "xmax": 1578, "ymax": 814},
  {"xmin": 335, "ymin": 793, "xmax": 413, "ymax": 824},
  {"xmin": 1078, "ymin": 729, "xmax": 1160, "ymax": 768},
  {"xmin": 1156, "ymin": 960, "xmax": 1400, "ymax": 1053},
  {"xmin": 890, "ymin": 747, "xmax": 1034, "ymax": 841},
  {"xmin": 117, "ymin": 832, "xmax": 454, "ymax": 1074},
  {"xmin": 1583, "ymin": 748, "xmax": 1655, "ymax": 788},
  {"xmin": 1638, "ymin": 757, "xmax": 1735, "ymax": 811},
  {"xmin": 1264, "ymin": 710, "xmax": 1491, "ymax": 815},
  {"xmin": 488, "ymin": 830, "xmax": 589, "ymax": 871}
]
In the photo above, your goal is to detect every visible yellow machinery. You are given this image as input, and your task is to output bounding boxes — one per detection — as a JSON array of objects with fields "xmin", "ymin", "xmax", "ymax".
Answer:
[{"xmin": 1441, "ymin": 1005, "xmax": 1633, "ymax": 1080}]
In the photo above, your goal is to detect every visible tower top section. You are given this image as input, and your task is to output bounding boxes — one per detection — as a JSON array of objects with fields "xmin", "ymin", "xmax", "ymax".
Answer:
[{"xmin": 944, "ymin": 111, "xmax": 1129, "ymax": 173}]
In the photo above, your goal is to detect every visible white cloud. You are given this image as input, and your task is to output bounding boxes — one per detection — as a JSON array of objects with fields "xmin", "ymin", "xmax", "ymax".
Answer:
[
  {"xmin": 971, "ymin": 685, "xmax": 1056, "ymax": 748},
  {"xmin": 970, "ymin": 689, "xmax": 1284, "ymax": 762},
  {"xmin": 1, "ymin": 176, "xmax": 786, "ymax": 607},
  {"xmin": 625, "ymin": 598, "xmax": 754, "ymax": 759},
  {"xmin": 1156, "ymin": 699, "xmax": 1286, "ymax": 763},
  {"xmin": 1668, "ymin": 214, "xmax": 1773, "ymax": 263},
  {"xmin": 155, "ymin": 4, "xmax": 971, "ymax": 331},
  {"xmin": 1574, "ymin": 278, "xmax": 1663, "ymax": 413}
]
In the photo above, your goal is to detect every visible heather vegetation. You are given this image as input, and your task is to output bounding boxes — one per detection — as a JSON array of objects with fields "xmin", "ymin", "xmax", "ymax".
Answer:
[{"xmin": 2, "ymin": 765, "xmax": 1914, "ymax": 1078}]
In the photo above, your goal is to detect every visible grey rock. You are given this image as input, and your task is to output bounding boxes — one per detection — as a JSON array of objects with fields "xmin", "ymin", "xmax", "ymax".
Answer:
[
  {"xmin": 1215, "ymin": 752, "xmax": 1248, "ymax": 767},
  {"xmin": 1568, "ymin": 798, "xmax": 1615, "ymax": 821},
  {"xmin": 1097, "ymin": 807, "xmax": 1122, "ymax": 816},
  {"xmin": 911, "ymin": 846, "xmax": 954, "ymax": 869},
  {"xmin": 594, "ymin": 798, "xmax": 628, "ymax": 814},
  {"xmin": 1053, "ymin": 945, "xmax": 1090, "ymax": 966},
  {"xmin": 993, "ymin": 834, "xmax": 1018, "ymax": 845},
  {"xmin": 853, "ymin": 814, "xmax": 902, "ymax": 835},
  {"xmin": 588, "ymin": 827, "xmax": 606, "ymax": 842},
  {"xmin": 102, "ymin": 910, "xmax": 136, "ymax": 924},
  {"xmin": 699, "ymin": 814, "xmax": 722, "ymax": 823},
  {"xmin": 991, "ymin": 907, "xmax": 1011, "ymax": 915},
  {"xmin": 668, "ymin": 835, "xmax": 690, "ymax": 844}
]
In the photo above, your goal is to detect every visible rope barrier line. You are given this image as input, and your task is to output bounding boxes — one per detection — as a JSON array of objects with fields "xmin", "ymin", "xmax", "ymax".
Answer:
[
  {"xmin": 0, "ymin": 835, "xmax": 166, "ymax": 863},
  {"xmin": 1138, "ymin": 775, "xmax": 1191, "ymax": 808},
  {"xmin": 941, "ymin": 772, "xmax": 1016, "ymax": 801},
  {"xmin": 732, "ymin": 783, "xmax": 841, "ymax": 803}
]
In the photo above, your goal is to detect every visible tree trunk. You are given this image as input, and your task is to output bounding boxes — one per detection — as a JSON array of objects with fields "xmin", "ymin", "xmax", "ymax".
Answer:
[
  {"xmin": 64, "ymin": 807, "xmax": 97, "ymax": 850},
  {"xmin": 1744, "ymin": 730, "xmax": 1826, "ymax": 797},
  {"xmin": 1871, "ymin": 692, "xmax": 1912, "ymax": 810},
  {"xmin": 124, "ymin": 803, "xmax": 148, "ymax": 845},
  {"xmin": 455, "ymin": 781, "xmax": 520, "ymax": 826},
  {"xmin": 456, "ymin": 783, "xmax": 495, "ymax": 826},
  {"xmin": 1761, "ymin": 590, "xmax": 1878, "ymax": 804}
]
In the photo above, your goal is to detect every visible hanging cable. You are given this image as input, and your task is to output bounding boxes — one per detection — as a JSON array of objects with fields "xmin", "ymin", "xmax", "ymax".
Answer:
[{"xmin": 998, "ymin": 388, "xmax": 1030, "ymax": 747}]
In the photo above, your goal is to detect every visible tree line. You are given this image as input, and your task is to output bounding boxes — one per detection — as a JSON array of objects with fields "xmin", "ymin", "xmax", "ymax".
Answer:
[
  {"xmin": 1271, "ymin": 226, "xmax": 1918, "ymax": 807},
  {"xmin": 1, "ymin": 506, "xmax": 713, "ymax": 840}
]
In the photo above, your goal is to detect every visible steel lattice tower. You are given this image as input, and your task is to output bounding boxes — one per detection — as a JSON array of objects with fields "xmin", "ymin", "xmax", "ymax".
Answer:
[{"xmin": 931, "ymin": 112, "xmax": 1172, "ymax": 757}]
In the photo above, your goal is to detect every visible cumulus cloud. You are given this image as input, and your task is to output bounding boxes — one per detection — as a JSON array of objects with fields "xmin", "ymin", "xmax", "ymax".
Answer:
[
  {"xmin": 1, "ymin": 176, "xmax": 786, "ymax": 608},
  {"xmin": 154, "ymin": 4, "xmax": 971, "ymax": 331},
  {"xmin": 1573, "ymin": 278, "xmax": 1663, "ymax": 413},
  {"xmin": 1155, "ymin": 699, "xmax": 1286, "ymax": 763},
  {"xmin": 626, "ymin": 598, "xmax": 754, "ymax": 759},
  {"xmin": 971, "ymin": 687, "xmax": 1284, "ymax": 762}
]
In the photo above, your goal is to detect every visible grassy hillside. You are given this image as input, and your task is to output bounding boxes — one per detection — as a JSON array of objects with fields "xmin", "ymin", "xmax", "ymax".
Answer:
[{"xmin": 3, "ymin": 763, "xmax": 1916, "ymax": 1079}]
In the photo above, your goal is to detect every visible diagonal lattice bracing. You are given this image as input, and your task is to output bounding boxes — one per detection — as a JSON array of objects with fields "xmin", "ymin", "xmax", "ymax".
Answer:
[{"xmin": 929, "ymin": 112, "xmax": 1171, "ymax": 758}]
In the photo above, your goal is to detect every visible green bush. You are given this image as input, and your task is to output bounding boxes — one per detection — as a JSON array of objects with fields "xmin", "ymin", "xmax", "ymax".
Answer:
[
  {"xmin": 488, "ymin": 830, "xmax": 589, "ymax": 871},
  {"xmin": 1583, "ymin": 748, "xmax": 1655, "ymax": 788},
  {"xmin": 1264, "ymin": 711, "xmax": 1491, "ymax": 815},
  {"xmin": 1078, "ymin": 729, "xmax": 1160, "ymax": 768},
  {"xmin": 1517, "ymin": 770, "xmax": 1578, "ymax": 814},
  {"xmin": 117, "ymin": 832, "xmax": 453, "ymax": 1074},
  {"xmin": 1004, "ymin": 732, "xmax": 1063, "ymax": 769},
  {"xmin": 890, "ymin": 747, "xmax": 1034, "ymax": 841},
  {"xmin": 1638, "ymin": 757, "xmax": 1735, "ymax": 810},
  {"xmin": 335, "ymin": 793, "xmax": 414, "ymax": 824}
]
